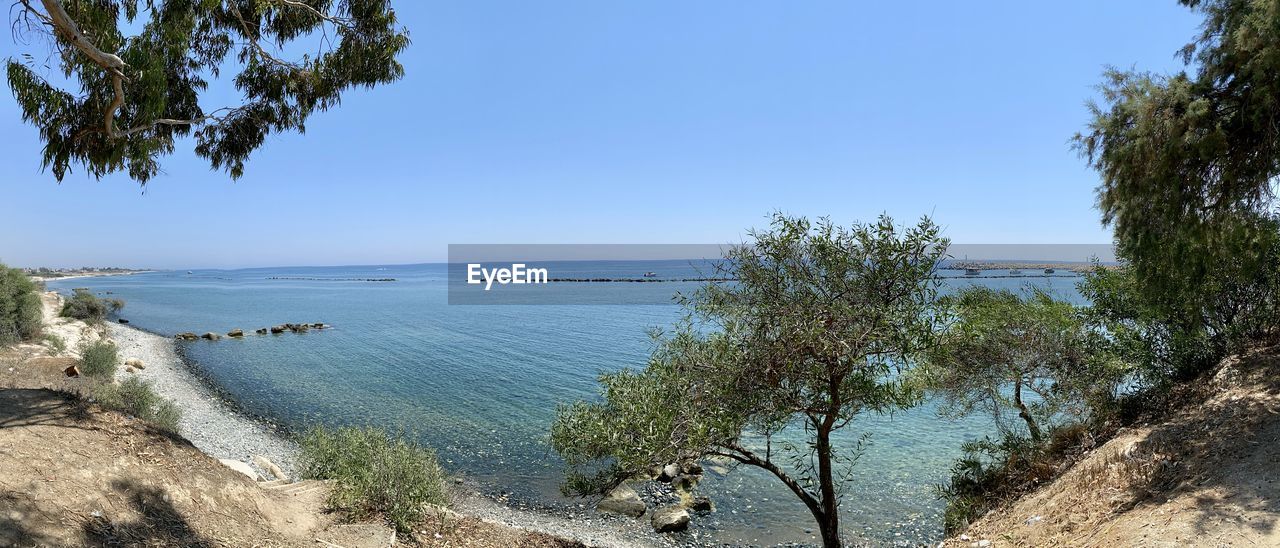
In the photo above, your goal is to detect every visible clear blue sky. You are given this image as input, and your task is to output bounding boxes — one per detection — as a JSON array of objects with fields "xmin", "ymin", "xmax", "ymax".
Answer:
[{"xmin": 0, "ymin": 1, "xmax": 1200, "ymax": 269}]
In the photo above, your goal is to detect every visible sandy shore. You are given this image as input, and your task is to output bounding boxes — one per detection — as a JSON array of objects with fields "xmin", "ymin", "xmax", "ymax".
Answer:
[{"xmin": 107, "ymin": 323, "xmax": 300, "ymax": 479}]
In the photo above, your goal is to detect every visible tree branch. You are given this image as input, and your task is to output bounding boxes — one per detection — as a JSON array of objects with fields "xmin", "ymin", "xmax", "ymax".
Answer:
[{"xmin": 711, "ymin": 440, "xmax": 825, "ymax": 521}]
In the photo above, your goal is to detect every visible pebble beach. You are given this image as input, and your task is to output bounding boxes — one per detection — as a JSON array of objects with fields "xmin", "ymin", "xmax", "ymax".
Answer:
[{"xmin": 106, "ymin": 322, "xmax": 299, "ymax": 479}]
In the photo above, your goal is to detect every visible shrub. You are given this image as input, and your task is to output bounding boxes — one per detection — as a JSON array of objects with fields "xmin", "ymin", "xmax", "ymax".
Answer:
[
  {"xmin": 0, "ymin": 263, "xmax": 42, "ymax": 346},
  {"xmin": 299, "ymin": 426, "xmax": 447, "ymax": 533},
  {"xmin": 94, "ymin": 377, "xmax": 182, "ymax": 433},
  {"xmin": 78, "ymin": 340, "xmax": 118, "ymax": 378},
  {"xmin": 42, "ymin": 333, "xmax": 67, "ymax": 354},
  {"xmin": 59, "ymin": 288, "xmax": 124, "ymax": 323},
  {"xmin": 936, "ymin": 424, "xmax": 1094, "ymax": 533}
]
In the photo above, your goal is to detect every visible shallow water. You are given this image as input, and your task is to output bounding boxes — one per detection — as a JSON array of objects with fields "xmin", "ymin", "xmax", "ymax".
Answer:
[{"xmin": 51, "ymin": 264, "xmax": 1085, "ymax": 546}]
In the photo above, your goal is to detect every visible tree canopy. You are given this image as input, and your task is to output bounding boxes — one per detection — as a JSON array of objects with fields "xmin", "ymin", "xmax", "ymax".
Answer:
[
  {"xmin": 922, "ymin": 286, "xmax": 1116, "ymax": 443},
  {"xmin": 7, "ymin": 0, "xmax": 409, "ymax": 183},
  {"xmin": 1075, "ymin": 0, "xmax": 1280, "ymax": 376},
  {"xmin": 551, "ymin": 214, "xmax": 947, "ymax": 548}
]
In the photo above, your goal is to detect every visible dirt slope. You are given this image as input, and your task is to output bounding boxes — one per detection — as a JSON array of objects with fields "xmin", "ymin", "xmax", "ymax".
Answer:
[
  {"xmin": 950, "ymin": 346, "xmax": 1280, "ymax": 547},
  {"xmin": 0, "ymin": 291, "xmax": 585, "ymax": 547}
]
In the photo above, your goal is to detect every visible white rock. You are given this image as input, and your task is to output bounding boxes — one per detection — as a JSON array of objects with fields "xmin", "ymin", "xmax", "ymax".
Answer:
[{"xmin": 218, "ymin": 459, "xmax": 261, "ymax": 481}]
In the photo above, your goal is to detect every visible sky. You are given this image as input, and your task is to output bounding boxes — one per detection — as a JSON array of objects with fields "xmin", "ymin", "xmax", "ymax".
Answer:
[{"xmin": 0, "ymin": 1, "xmax": 1201, "ymax": 269}]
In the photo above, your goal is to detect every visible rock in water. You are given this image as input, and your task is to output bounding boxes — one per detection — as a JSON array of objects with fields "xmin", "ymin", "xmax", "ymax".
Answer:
[
  {"xmin": 672, "ymin": 473, "xmax": 699, "ymax": 492},
  {"xmin": 255, "ymin": 328, "xmax": 268, "ymax": 335},
  {"xmin": 201, "ymin": 332, "xmax": 221, "ymax": 340},
  {"xmin": 227, "ymin": 329, "xmax": 244, "ymax": 338},
  {"xmin": 597, "ymin": 484, "xmax": 646, "ymax": 517},
  {"xmin": 270, "ymin": 325, "xmax": 286, "ymax": 334},
  {"xmin": 687, "ymin": 496, "xmax": 713, "ymax": 512},
  {"xmin": 651, "ymin": 506, "xmax": 690, "ymax": 533}
]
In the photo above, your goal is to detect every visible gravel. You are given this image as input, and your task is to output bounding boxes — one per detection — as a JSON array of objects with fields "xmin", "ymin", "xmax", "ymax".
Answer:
[{"xmin": 106, "ymin": 323, "xmax": 299, "ymax": 479}]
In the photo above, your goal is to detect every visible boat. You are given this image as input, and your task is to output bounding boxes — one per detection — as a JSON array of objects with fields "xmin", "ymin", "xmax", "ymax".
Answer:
[
  {"xmin": 1044, "ymin": 268, "xmax": 1055, "ymax": 274},
  {"xmin": 964, "ymin": 268, "xmax": 981, "ymax": 276},
  {"xmin": 1009, "ymin": 269, "xmax": 1022, "ymax": 275},
  {"xmin": 186, "ymin": 270, "xmax": 193, "ymax": 274},
  {"xmin": 643, "ymin": 272, "xmax": 657, "ymax": 278}
]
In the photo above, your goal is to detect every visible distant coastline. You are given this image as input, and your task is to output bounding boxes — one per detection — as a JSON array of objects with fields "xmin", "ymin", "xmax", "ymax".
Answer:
[
  {"xmin": 941, "ymin": 260, "xmax": 1117, "ymax": 273},
  {"xmin": 27, "ymin": 268, "xmax": 153, "ymax": 283}
]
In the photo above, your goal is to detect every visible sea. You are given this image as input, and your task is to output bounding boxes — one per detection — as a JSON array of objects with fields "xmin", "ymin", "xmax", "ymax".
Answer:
[{"xmin": 48, "ymin": 262, "xmax": 1088, "ymax": 546}]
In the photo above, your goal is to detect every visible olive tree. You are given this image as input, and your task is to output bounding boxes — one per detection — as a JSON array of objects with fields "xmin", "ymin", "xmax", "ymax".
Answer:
[
  {"xmin": 7, "ymin": 0, "xmax": 409, "ymax": 183},
  {"xmin": 551, "ymin": 214, "xmax": 947, "ymax": 548},
  {"xmin": 921, "ymin": 287, "xmax": 1115, "ymax": 442}
]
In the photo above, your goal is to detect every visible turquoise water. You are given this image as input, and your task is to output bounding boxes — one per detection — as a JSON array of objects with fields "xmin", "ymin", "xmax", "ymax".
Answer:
[{"xmin": 50, "ymin": 264, "xmax": 1085, "ymax": 546}]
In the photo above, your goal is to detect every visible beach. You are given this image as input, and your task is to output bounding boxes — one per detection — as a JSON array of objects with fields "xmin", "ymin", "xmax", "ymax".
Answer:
[
  {"xmin": 101, "ymin": 314, "xmax": 672, "ymax": 547},
  {"xmin": 106, "ymin": 322, "xmax": 300, "ymax": 479}
]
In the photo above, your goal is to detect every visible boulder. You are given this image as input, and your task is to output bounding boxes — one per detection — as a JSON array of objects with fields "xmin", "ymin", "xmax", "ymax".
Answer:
[
  {"xmin": 227, "ymin": 329, "xmax": 244, "ymax": 338},
  {"xmin": 270, "ymin": 325, "xmax": 286, "ymax": 334},
  {"xmin": 252, "ymin": 455, "xmax": 289, "ymax": 482},
  {"xmin": 650, "ymin": 505, "xmax": 690, "ymax": 533},
  {"xmin": 255, "ymin": 328, "xmax": 268, "ymax": 335},
  {"xmin": 63, "ymin": 365, "xmax": 80, "ymax": 377},
  {"xmin": 176, "ymin": 332, "xmax": 199, "ymax": 341},
  {"xmin": 658, "ymin": 463, "xmax": 680, "ymax": 482},
  {"xmin": 124, "ymin": 358, "xmax": 145, "ymax": 369},
  {"xmin": 671, "ymin": 474, "xmax": 699, "ymax": 492},
  {"xmin": 117, "ymin": 318, "xmax": 129, "ymax": 324},
  {"xmin": 125, "ymin": 366, "xmax": 136, "ymax": 374},
  {"xmin": 597, "ymin": 484, "xmax": 645, "ymax": 517},
  {"xmin": 686, "ymin": 495, "xmax": 713, "ymax": 513},
  {"xmin": 681, "ymin": 461, "xmax": 704, "ymax": 476},
  {"xmin": 311, "ymin": 323, "xmax": 326, "ymax": 329},
  {"xmin": 218, "ymin": 459, "xmax": 262, "ymax": 481},
  {"xmin": 201, "ymin": 332, "xmax": 221, "ymax": 340}
]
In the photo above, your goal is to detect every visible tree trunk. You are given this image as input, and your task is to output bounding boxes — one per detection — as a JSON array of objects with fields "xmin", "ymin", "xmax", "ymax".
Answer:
[
  {"xmin": 1014, "ymin": 381, "xmax": 1042, "ymax": 442},
  {"xmin": 816, "ymin": 426, "xmax": 841, "ymax": 547}
]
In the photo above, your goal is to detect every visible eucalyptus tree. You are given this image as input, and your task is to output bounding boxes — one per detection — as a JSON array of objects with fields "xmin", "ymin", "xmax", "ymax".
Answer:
[
  {"xmin": 7, "ymin": 0, "xmax": 409, "ymax": 183},
  {"xmin": 551, "ymin": 214, "xmax": 947, "ymax": 548}
]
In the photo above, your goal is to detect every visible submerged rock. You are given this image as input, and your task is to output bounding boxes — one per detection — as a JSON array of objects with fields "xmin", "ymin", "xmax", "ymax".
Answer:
[
  {"xmin": 597, "ymin": 484, "xmax": 646, "ymax": 517},
  {"xmin": 201, "ymin": 332, "xmax": 221, "ymax": 340},
  {"xmin": 175, "ymin": 332, "xmax": 199, "ymax": 341},
  {"xmin": 270, "ymin": 326, "xmax": 286, "ymax": 334},
  {"xmin": 650, "ymin": 505, "xmax": 690, "ymax": 533},
  {"xmin": 255, "ymin": 328, "xmax": 268, "ymax": 335}
]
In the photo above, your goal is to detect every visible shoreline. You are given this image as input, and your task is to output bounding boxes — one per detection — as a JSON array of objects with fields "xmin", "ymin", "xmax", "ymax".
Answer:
[
  {"xmin": 103, "ymin": 322, "xmax": 672, "ymax": 547},
  {"xmin": 107, "ymin": 322, "xmax": 300, "ymax": 479}
]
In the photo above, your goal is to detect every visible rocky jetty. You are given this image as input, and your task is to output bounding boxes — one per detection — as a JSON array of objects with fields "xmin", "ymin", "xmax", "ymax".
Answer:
[{"xmin": 175, "ymin": 323, "xmax": 330, "ymax": 341}]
